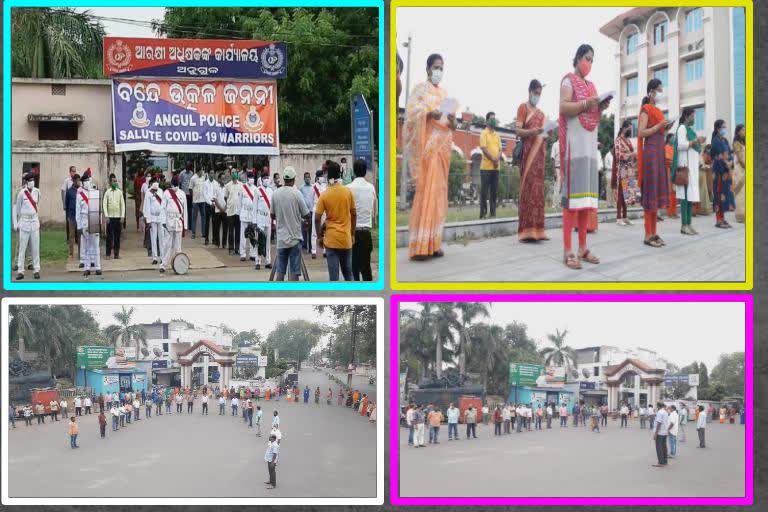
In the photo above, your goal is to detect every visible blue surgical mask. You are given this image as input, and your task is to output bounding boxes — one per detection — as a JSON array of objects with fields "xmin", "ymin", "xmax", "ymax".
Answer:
[
  {"xmin": 719, "ymin": 128, "xmax": 727, "ymax": 137},
  {"xmin": 530, "ymin": 95, "xmax": 540, "ymax": 106}
]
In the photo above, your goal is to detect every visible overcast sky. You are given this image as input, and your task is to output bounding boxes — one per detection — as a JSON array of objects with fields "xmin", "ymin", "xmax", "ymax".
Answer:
[
  {"xmin": 75, "ymin": 7, "xmax": 165, "ymax": 38},
  {"xmin": 396, "ymin": 7, "xmax": 625, "ymax": 124},
  {"xmin": 86, "ymin": 304, "xmax": 334, "ymax": 348},
  {"xmin": 400, "ymin": 301, "xmax": 745, "ymax": 369}
]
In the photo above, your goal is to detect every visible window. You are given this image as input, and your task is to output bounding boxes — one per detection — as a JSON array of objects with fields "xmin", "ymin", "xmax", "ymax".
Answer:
[
  {"xmin": 593, "ymin": 366, "xmax": 600, "ymax": 377},
  {"xmin": 626, "ymin": 33, "xmax": 639, "ymax": 55},
  {"xmin": 629, "ymin": 118, "xmax": 638, "ymax": 138},
  {"xmin": 653, "ymin": 67, "xmax": 668, "ymax": 88},
  {"xmin": 685, "ymin": 8, "xmax": 703, "ymax": 33},
  {"xmin": 162, "ymin": 343, "xmax": 169, "ymax": 353},
  {"xmin": 685, "ymin": 58, "xmax": 704, "ymax": 82},
  {"xmin": 38, "ymin": 121, "xmax": 78, "ymax": 140},
  {"xmin": 625, "ymin": 76, "xmax": 639, "ymax": 97},
  {"xmin": 654, "ymin": 21, "xmax": 667, "ymax": 45},
  {"xmin": 693, "ymin": 106, "xmax": 705, "ymax": 131}
]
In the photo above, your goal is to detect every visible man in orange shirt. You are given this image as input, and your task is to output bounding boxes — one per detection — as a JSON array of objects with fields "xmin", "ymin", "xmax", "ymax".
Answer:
[
  {"xmin": 68, "ymin": 417, "xmax": 79, "ymax": 449},
  {"xmin": 427, "ymin": 407, "xmax": 444, "ymax": 444},
  {"xmin": 314, "ymin": 161, "xmax": 356, "ymax": 281},
  {"xmin": 664, "ymin": 133, "xmax": 678, "ymax": 218}
]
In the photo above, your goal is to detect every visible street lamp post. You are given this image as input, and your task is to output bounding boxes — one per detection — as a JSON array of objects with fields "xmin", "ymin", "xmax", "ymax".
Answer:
[{"xmin": 398, "ymin": 34, "xmax": 413, "ymax": 211}]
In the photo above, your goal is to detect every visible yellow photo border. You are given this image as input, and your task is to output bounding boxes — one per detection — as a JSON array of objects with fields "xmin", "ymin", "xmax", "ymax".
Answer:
[{"xmin": 389, "ymin": 0, "xmax": 753, "ymax": 291}]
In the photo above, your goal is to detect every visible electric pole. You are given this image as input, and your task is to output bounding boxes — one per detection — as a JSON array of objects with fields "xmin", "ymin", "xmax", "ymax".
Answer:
[{"xmin": 398, "ymin": 34, "xmax": 413, "ymax": 210}]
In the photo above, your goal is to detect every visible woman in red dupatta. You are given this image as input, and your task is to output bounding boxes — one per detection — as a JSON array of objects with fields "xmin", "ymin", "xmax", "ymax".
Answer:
[
  {"xmin": 612, "ymin": 119, "xmax": 638, "ymax": 225},
  {"xmin": 516, "ymin": 79, "xmax": 549, "ymax": 242},
  {"xmin": 403, "ymin": 54, "xmax": 458, "ymax": 260},
  {"xmin": 637, "ymin": 79, "xmax": 673, "ymax": 248}
]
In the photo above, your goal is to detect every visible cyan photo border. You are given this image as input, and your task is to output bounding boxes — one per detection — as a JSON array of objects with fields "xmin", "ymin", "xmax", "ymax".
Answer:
[{"xmin": 3, "ymin": 0, "xmax": 386, "ymax": 291}]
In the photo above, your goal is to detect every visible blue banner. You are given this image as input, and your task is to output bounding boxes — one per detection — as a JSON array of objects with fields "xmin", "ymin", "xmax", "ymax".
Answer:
[
  {"xmin": 236, "ymin": 354, "xmax": 260, "ymax": 367},
  {"xmin": 152, "ymin": 360, "xmax": 168, "ymax": 369},
  {"xmin": 351, "ymin": 94, "xmax": 374, "ymax": 171}
]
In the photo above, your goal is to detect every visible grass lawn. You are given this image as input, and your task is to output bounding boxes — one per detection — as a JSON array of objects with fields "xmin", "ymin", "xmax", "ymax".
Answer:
[{"xmin": 11, "ymin": 227, "xmax": 69, "ymax": 266}]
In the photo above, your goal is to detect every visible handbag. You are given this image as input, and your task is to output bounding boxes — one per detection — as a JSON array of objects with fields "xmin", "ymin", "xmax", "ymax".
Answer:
[
  {"xmin": 513, "ymin": 137, "xmax": 524, "ymax": 167},
  {"xmin": 674, "ymin": 165, "xmax": 690, "ymax": 187}
]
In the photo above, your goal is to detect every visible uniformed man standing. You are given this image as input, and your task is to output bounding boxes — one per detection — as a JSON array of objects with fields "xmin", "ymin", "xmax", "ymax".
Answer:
[
  {"xmin": 310, "ymin": 167, "xmax": 328, "ymax": 259},
  {"xmin": 238, "ymin": 171, "xmax": 258, "ymax": 262},
  {"xmin": 254, "ymin": 173, "xmax": 273, "ymax": 270},
  {"xmin": 13, "ymin": 173, "xmax": 41, "ymax": 280},
  {"xmin": 76, "ymin": 171, "xmax": 102, "ymax": 276},
  {"xmin": 142, "ymin": 178, "xmax": 166, "ymax": 265},
  {"xmin": 160, "ymin": 175, "xmax": 188, "ymax": 274}
]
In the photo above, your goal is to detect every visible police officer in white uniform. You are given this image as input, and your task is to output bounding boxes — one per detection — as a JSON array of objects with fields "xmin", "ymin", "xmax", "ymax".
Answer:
[
  {"xmin": 310, "ymin": 167, "xmax": 327, "ymax": 259},
  {"xmin": 142, "ymin": 178, "xmax": 166, "ymax": 265},
  {"xmin": 160, "ymin": 175, "xmax": 188, "ymax": 273},
  {"xmin": 76, "ymin": 171, "xmax": 101, "ymax": 276},
  {"xmin": 238, "ymin": 171, "xmax": 258, "ymax": 262},
  {"xmin": 254, "ymin": 173, "xmax": 273, "ymax": 270},
  {"xmin": 13, "ymin": 173, "xmax": 41, "ymax": 280}
]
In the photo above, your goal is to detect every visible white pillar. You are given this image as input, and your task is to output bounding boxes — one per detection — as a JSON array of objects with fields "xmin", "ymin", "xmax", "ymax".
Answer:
[
  {"xmin": 202, "ymin": 356, "xmax": 209, "ymax": 387},
  {"xmin": 667, "ymin": 27, "xmax": 681, "ymax": 119},
  {"xmin": 703, "ymin": 7, "xmax": 717, "ymax": 134},
  {"xmin": 638, "ymin": 34, "xmax": 650, "ymax": 105},
  {"xmin": 614, "ymin": 48, "xmax": 623, "ymax": 139}
]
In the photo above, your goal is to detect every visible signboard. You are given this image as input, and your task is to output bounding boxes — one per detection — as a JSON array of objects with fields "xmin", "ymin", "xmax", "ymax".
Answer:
[
  {"xmin": 579, "ymin": 381, "xmax": 596, "ymax": 390},
  {"xmin": 688, "ymin": 374, "xmax": 700, "ymax": 386},
  {"xmin": 664, "ymin": 374, "xmax": 698, "ymax": 387},
  {"xmin": 258, "ymin": 355, "xmax": 268, "ymax": 367},
  {"xmin": 351, "ymin": 94, "xmax": 374, "ymax": 171},
  {"xmin": 122, "ymin": 347, "xmax": 137, "ymax": 361},
  {"xmin": 112, "ymin": 79, "xmax": 280, "ymax": 155},
  {"xmin": 152, "ymin": 360, "xmax": 169, "ymax": 369},
  {"xmin": 509, "ymin": 363, "xmax": 544, "ymax": 386},
  {"xmin": 545, "ymin": 366, "xmax": 566, "ymax": 383},
  {"xmin": 76, "ymin": 346, "xmax": 115, "ymax": 369},
  {"xmin": 103, "ymin": 375, "xmax": 119, "ymax": 386},
  {"xmin": 135, "ymin": 374, "xmax": 146, "ymax": 383},
  {"xmin": 104, "ymin": 37, "xmax": 288, "ymax": 79},
  {"xmin": 236, "ymin": 354, "xmax": 260, "ymax": 368}
]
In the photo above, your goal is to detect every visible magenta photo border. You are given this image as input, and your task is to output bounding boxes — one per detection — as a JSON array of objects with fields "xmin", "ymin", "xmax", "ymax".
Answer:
[{"xmin": 389, "ymin": 293, "xmax": 754, "ymax": 506}]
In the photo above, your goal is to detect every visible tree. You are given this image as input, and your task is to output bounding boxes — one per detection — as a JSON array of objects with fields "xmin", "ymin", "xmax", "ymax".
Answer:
[
  {"xmin": 503, "ymin": 321, "xmax": 541, "ymax": 365},
  {"xmin": 709, "ymin": 352, "xmax": 745, "ymax": 396},
  {"xmin": 266, "ymin": 319, "xmax": 323, "ymax": 370},
  {"xmin": 399, "ymin": 307, "xmax": 434, "ymax": 382},
  {"xmin": 540, "ymin": 328, "xmax": 576, "ymax": 370},
  {"xmin": 315, "ymin": 305, "xmax": 376, "ymax": 365},
  {"xmin": 158, "ymin": 7, "xmax": 378, "ymax": 144},
  {"xmin": 448, "ymin": 151, "xmax": 467, "ymax": 203},
  {"xmin": 431, "ymin": 302, "xmax": 459, "ymax": 379},
  {"xmin": 455, "ymin": 302, "xmax": 490, "ymax": 375},
  {"xmin": 11, "ymin": 8, "xmax": 105, "ymax": 79},
  {"xmin": 103, "ymin": 306, "xmax": 148, "ymax": 358},
  {"xmin": 598, "ymin": 114, "xmax": 615, "ymax": 158},
  {"xmin": 232, "ymin": 330, "xmax": 263, "ymax": 350},
  {"xmin": 466, "ymin": 323, "xmax": 507, "ymax": 394}
]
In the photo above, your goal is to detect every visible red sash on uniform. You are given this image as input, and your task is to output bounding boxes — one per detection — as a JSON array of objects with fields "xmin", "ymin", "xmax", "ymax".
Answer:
[
  {"xmin": 258, "ymin": 187, "xmax": 271, "ymax": 209},
  {"xmin": 168, "ymin": 189, "xmax": 185, "ymax": 236},
  {"xmin": 79, "ymin": 191, "xmax": 89, "ymax": 205},
  {"xmin": 23, "ymin": 190, "xmax": 38, "ymax": 212},
  {"xmin": 243, "ymin": 184, "xmax": 254, "ymax": 202},
  {"xmin": 313, "ymin": 184, "xmax": 321, "ymax": 198},
  {"xmin": 152, "ymin": 191, "xmax": 163, "ymax": 205}
]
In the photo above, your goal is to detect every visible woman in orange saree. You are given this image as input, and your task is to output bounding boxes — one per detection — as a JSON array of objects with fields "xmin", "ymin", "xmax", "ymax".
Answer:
[
  {"xmin": 637, "ymin": 78, "xmax": 673, "ymax": 248},
  {"xmin": 516, "ymin": 79, "xmax": 549, "ymax": 242},
  {"xmin": 403, "ymin": 54, "xmax": 457, "ymax": 260}
]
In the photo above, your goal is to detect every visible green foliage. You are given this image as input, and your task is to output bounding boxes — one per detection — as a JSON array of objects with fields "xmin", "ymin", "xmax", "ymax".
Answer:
[
  {"xmin": 540, "ymin": 328, "xmax": 577, "ymax": 369},
  {"xmin": 598, "ymin": 114, "xmax": 615, "ymax": 158},
  {"xmin": 447, "ymin": 151, "xmax": 466, "ymax": 202},
  {"xmin": 158, "ymin": 7, "xmax": 378, "ymax": 144},
  {"xmin": 232, "ymin": 329, "xmax": 263, "ymax": 350},
  {"xmin": 497, "ymin": 160, "xmax": 520, "ymax": 203},
  {"xmin": 708, "ymin": 352, "xmax": 745, "ymax": 397},
  {"xmin": 11, "ymin": 7, "xmax": 105, "ymax": 79},
  {"xmin": 266, "ymin": 319, "xmax": 323, "ymax": 370},
  {"xmin": 103, "ymin": 306, "xmax": 148, "ymax": 358},
  {"xmin": 315, "ymin": 305, "xmax": 376, "ymax": 366}
]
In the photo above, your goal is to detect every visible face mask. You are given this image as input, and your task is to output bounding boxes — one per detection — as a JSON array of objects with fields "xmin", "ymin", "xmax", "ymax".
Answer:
[
  {"xmin": 578, "ymin": 59, "xmax": 592, "ymax": 77},
  {"xmin": 83, "ymin": 181, "xmax": 91, "ymax": 190},
  {"xmin": 719, "ymin": 128, "xmax": 727, "ymax": 137},
  {"xmin": 151, "ymin": 184, "xmax": 159, "ymax": 191},
  {"xmin": 247, "ymin": 178, "xmax": 255, "ymax": 185},
  {"xmin": 488, "ymin": 119, "xmax": 497, "ymax": 128},
  {"xmin": 319, "ymin": 177, "xmax": 327, "ymax": 184},
  {"xmin": 530, "ymin": 95, "xmax": 540, "ymax": 106},
  {"xmin": 261, "ymin": 178, "xmax": 269, "ymax": 187},
  {"xmin": 654, "ymin": 90, "xmax": 663, "ymax": 101},
  {"xmin": 111, "ymin": 183, "xmax": 118, "ymax": 190},
  {"xmin": 304, "ymin": 178, "xmax": 311, "ymax": 185},
  {"xmin": 429, "ymin": 69, "xmax": 443, "ymax": 85},
  {"xmin": 26, "ymin": 181, "xmax": 34, "ymax": 190}
]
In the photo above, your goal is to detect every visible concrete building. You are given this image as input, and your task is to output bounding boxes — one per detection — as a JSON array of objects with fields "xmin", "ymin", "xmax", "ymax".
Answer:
[
  {"xmin": 177, "ymin": 340, "xmax": 236, "ymax": 390},
  {"xmin": 599, "ymin": 7, "xmax": 746, "ymax": 139}
]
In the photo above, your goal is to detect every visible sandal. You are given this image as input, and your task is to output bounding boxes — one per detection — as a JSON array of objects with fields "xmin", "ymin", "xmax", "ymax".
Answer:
[
  {"xmin": 564, "ymin": 252, "xmax": 582, "ymax": 270},
  {"xmin": 433, "ymin": 250, "xmax": 445, "ymax": 258},
  {"xmin": 578, "ymin": 249, "xmax": 600, "ymax": 265},
  {"xmin": 410, "ymin": 255, "xmax": 430, "ymax": 261},
  {"xmin": 644, "ymin": 237, "xmax": 663, "ymax": 248},
  {"xmin": 651, "ymin": 235, "xmax": 666, "ymax": 246}
]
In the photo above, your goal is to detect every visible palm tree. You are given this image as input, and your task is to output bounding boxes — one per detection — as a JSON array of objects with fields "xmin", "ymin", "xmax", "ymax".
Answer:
[
  {"xmin": 399, "ymin": 307, "xmax": 434, "ymax": 379},
  {"xmin": 455, "ymin": 302, "xmax": 490, "ymax": 375},
  {"xmin": 540, "ymin": 328, "xmax": 577, "ymax": 370},
  {"xmin": 8, "ymin": 305, "xmax": 68, "ymax": 378},
  {"xmin": 104, "ymin": 306, "xmax": 147, "ymax": 359},
  {"xmin": 431, "ymin": 302, "xmax": 460, "ymax": 379},
  {"xmin": 11, "ymin": 8, "xmax": 105, "ymax": 79},
  {"xmin": 467, "ymin": 323, "xmax": 508, "ymax": 392}
]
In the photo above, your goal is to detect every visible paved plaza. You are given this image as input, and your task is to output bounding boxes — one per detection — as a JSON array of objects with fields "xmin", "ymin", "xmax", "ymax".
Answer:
[
  {"xmin": 396, "ymin": 211, "xmax": 745, "ymax": 282},
  {"xmin": 7, "ymin": 369, "xmax": 377, "ymax": 498},
  {"xmin": 398, "ymin": 419, "xmax": 745, "ymax": 498}
]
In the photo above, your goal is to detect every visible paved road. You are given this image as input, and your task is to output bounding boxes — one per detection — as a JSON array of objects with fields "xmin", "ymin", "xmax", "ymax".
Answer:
[
  {"xmin": 398, "ymin": 419, "xmax": 745, "ymax": 498},
  {"xmin": 320, "ymin": 368, "xmax": 377, "ymax": 398},
  {"xmin": 7, "ymin": 371, "xmax": 376, "ymax": 499},
  {"xmin": 397, "ymin": 211, "xmax": 745, "ymax": 282}
]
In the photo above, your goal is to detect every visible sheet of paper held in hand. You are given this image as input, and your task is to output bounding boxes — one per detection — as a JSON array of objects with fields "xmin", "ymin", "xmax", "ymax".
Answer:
[
  {"xmin": 439, "ymin": 97, "xmax": 459, "ymax": 115},
  {"xmin": 598, "ymin": 90, "xmax": 616, "ymax": 103}
]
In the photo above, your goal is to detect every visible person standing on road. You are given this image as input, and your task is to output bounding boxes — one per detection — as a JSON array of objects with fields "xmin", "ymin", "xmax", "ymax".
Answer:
[
  {"xmin": 272, "ymin": 410, "xmax": 280, "ymax": 430},
  {"xmin": 465, "ymin": 406, "xmax": 478, "ymax": 439},
  {"xmin": 428, "ymin": 407, "xmax": 443, "ymax": 444},
  {"xmin": 103, "ymin": 174, "xmax": 126, "ymax": 260},
  {"xmin": 652, "ymin": 402, "xmax": 670, "ymax": 467},
  {"xmin": 13, "ymin": 172, "xmax": 42, "ymax": 281},
  {"xmin": 202, "ymin": 393, "xmax": 209, "ymax": 415},
  {"xmin": 84, "ymin": 396, "xmax": 92, "ymax": 415},
  {"xmin": 133, "ymin": 397, "xmax": 141, "ymax": 420},
  {"xmin": 159, "ymin": 175, "xmax": 188, "ymax": 274},
  {"xmin": 98, "ymin": 410, "xmax": 107, "ymax": 438},
  {"xmin": 696, "ymin": 405, "xmax": 707, "ymax": 448},
  {"xmin": 23, "ymin": 405, "xmax": 33, "ymax": 426},
  {"xmin": 145, "ymin": 397, "xmax": 152, "ymax": 418},
  {"xmin": 303, "ymin": 386, "xmax": 310, "ymax": 404},
  {"xmin": 558, "ymin": 403, "xmax": 568, "ymax": 427},
  {"xmin": 412, "ymin": 405, "xmax": 426, "ymax": 448},
  {"xmin": 73, "ymin": 396, "xmax": 82, "ymax": 416},
  {"xmin": 346, "ymin": 159, "xmax": 376, "ymax": 281},
  {"xmin": 218, "ymin": 394, "xmax": 226, "ymax": 415},
  {"xmin": 314, "ymin": 387, "xmax": 321, "ymax": 405},
  {"xmin": 668, "ymin": 405, "xmax": 679, "ymax": 458},
  {"xmin": 247, "ymin": 400, "xmax": 254, "ymax": 427},
  {"xmin": 502, "ymin": 404, "xmax": 512, "ymax": 434},
  {"xmin": 270, "ymin": 167, "xmax": 311, "ymax": 281},
  {"xmin": 255, "ymin": 405, "xmax": 263, "ymax": 436},
  {"xmin": 9, "ymin": 404, "xmax": 16, "ymax": 429},
  {"xmin": 68, "ymin": 417, "xmax": 79, "ymax": 449},
  {"xmin": 620, "ymin": 403, "xmax": 629, "ymax": 428},
  {"xmin": 35, "ymin": 402, "xmax": 46, "ymax": 424},
  {"xmin": 265, "ymin": 434, "xmax": 279, "ymax": 490},
  {"xmin": 679, "ymin": 404, "xmax": 688, "ymax": 442},
  {"xmin": 49, "ymin": 399, "xmax": 59, "ymax": 422},
  {"xmin": 315, "ymin": 161, "xmax": 356, "ymax": 281},
  {"xmin": 186, "ymin": 391, "xmax": 194, "ymax": 414},
  {"xmin": 493, "ymin": 405, "xmax": 503, "ymax": 436},
  {"xmin": 406, "ymin": 404, "xmax": 415, "ymax": 445},
  {"xmin": 231, "ymin": 395, "xmax": 239, "ymax": 416},
  {"xmin": 446, "ymin": 403, "xmax": 459, "ymax": 441},
  {"xmin": 111, "ymin": 404, "xmax": 119, "ymax": 431}
]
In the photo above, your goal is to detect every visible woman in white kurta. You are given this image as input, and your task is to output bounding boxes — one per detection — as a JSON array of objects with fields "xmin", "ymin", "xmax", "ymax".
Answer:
[{"xmin": 673, "ymin": 107, "xmax": 706, "ymax": 235}]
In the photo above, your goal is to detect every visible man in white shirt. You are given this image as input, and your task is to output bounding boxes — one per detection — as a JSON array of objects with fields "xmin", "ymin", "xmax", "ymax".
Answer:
[
  {"xmin": 695, "ymin": 404, "xmax": 707, "ymax": 448},
  {"xmin": 201, "ymin": 393, "xmax": 209, "ymax": 415},
  {"xmin": 620, "ymin": 403, "xmax": 629, "ymax": 428},
  {"xmin": 653, "ymin": 402, "xmax": 670, "ymax": 467},
  {"xmin": 446, "ymin": 403, "xmax": 460, "ymax": 441},
  {"xmin": 202, "ymin": 169, "xmax": 217, "ymax": 245},
  {"xmin": 515, "ymin": 404, "xmax": 524, "ymax": 432},
  {"xmin": 231, "ymin": 396, "xmax": 240, "ymax": 416},
  {"xmin": 188, "ymin": 168, "xmax": 206, "ymax": 240},
  {"xmin": 502, "ymin": 404, "xmax": 512, "ymax": 434},
  {"xmin": 218, "ymin": 394, "xmax": 226, "ymax": 415},
  {"xmin": 133, "ymin": 397, "xmax": 141, "ymax": 420},
  {"xmin": 679, "ymin": 404, "xmax": 688, "ymax": 442},
  {"xmin": 639, "ymin": 406, "xmax": 647, "ymax": 428},
  {"xmin": 211, "ymin": 173, "xmax": 228, "ymax": 249},
  {"xmin": 159, "ymin": 176, "xmax": 188, "ymax": 274},
  {"xmin": 14, "ymin": 173, "xmax": 41, "ymax": 280},
  {"xmin": 264, "ymin": 433, "xmax": 280, "ymax": 490},
  {"xmin": 84, "ymin": 396, "xmax": 92, "ymax": 414},
  {"xmin": 272, "ymin": 410, "xmax": 280, "ymax": 429},
  {"xmin": 546, "ymin": 404, "xmax": 554, "ymax": 429},
  {"xmin": 310, "ymin": 167, "xmax": 327, "ymax": 259},
  {"xmin": 255, "ymin": 405, "xmax": 263, "ymax": 436},
  {"xmin": 346, "ymin": 159, "xmax": 376, "ymax": 281},
  {"xmin": 110, "ymin": 405, "xmax": 120, "ymax": 431},
  {"xmin": 604, "ymin": 145, "xmax": 615, "ymax": 207},
  {"xmin": 224, "ymin": 171, "xmax": 242, "ymax": 255},
  {"xmin": 668, "ymin": 405, "xmax": 679, "ymax": 458},
  {"xmin": 254, "ymin": 173, "xmax": 274, "ymax": 270},
  {"xmin": 76, "ymin": 172, "xmax": 102, "ymax": 276},
  {"xmin": 142, "ymin": 178, "xmax": 166, "ymax": 265},
  {"xmin": 238, "ymin": 172, "xmax": 259, "ymax": 262},
  {"xmin": 405, "ymin": 404, "xmax": 415, "ymax": 445}
]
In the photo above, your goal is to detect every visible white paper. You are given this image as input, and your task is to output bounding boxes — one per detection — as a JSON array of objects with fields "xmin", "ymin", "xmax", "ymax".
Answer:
[
  {"xmin": 542, "ymin": 119, "xmax": 558, "ymax": 134},
  {"xmin": 598, "ymin": 90, "xmax": 616, "ymax": 103},
  {"xmin": 439, "ymin": 97, "xmax": 459, "ymax": 115}
]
